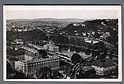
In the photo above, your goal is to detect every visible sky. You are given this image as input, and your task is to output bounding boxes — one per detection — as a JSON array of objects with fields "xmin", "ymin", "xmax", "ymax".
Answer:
[{"xmin": 4, "ymin": 6, "xmax": 121, "ymax": 20}]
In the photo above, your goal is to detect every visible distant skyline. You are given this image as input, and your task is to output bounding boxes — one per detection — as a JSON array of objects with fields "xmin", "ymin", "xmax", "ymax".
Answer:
[{"xmin": 4, "ymin": 6, "xmax": 121, "ymax": 20}]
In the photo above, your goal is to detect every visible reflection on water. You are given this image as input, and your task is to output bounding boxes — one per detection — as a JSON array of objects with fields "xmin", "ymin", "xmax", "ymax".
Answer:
[{"xmin": 60, "ymin": 45, "xmax": 92, "ymax": 59}]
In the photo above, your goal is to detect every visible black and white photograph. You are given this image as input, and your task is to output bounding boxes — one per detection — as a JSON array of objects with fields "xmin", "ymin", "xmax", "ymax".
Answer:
[{"xmin": 3, "ymin": 5, "xmax": 122, "ymax": 81}]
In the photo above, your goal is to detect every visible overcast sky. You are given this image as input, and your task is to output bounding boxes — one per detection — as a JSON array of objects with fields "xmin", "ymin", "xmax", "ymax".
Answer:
[{"xmin": 4, "ymin": 6, "xmax": 121, "ymax": 19}]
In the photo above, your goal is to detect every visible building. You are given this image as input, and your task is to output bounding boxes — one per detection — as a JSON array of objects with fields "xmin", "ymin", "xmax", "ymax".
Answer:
[
  {"xmin": 44, "ymin": 41, "xmax": 59, "ymax": 52},
  {"xmin": 27, "ymin": 43, "xmax": 45, "ymax": 50},
  {"xmin": 14, "ymin": 56, "xmax": 60, "ymax": 76},
  {"xmin": 23, "ymin": 43, "xmax": 49, "ymax": 59},
  {"xmin": 13, "ymin": 47, "xmax": 60, "ymax": 76},
  {"xmin": 92, "ymin": 60, "xmax": 117, "ymax": 76},
  {"xmin": 77, "ymin": 66, "xmax": 96, "ymax": 78},
  {"xmin": 23, "ymin": 56, "xmax": 60, "ymax": 75},
  {"xmin": 15, "ymin": 61, "xmax": 24, "ymax": 71},
  {"xmin": 22, "ymin": 46, "xmax": 39, "ymax": 61},
  {"xmin": 7, "ymin": 48, "xmax": 26, "ymax": 70},
  {"xmin": 14, "ymin": 39, "xmax": 24, "ymax": 45},
  {"xmin": 84, "ymin": 38, "xmax": 99, "ymax": 44},
  {"xmin": 100, "ymin": 32, "xmax": 110, "ymax": 40},
  {"xmin": 49, "ymin": 45, "xmax": 59, "ymax": 52}
]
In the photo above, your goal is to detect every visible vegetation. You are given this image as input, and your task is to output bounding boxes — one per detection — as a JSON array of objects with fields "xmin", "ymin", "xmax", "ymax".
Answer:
[
  {"xmin": 50, "ymin": 34, "xmax": 69, "ymax": 44},
  {"xmin": 71, "ymin": 53, "xmax": 82, "ymax": 64},
  {"xmin": 7, "ymin": 29, "xmax": 48, "ymax": 41},
  {"xmin": 7, "ymin": 61, "xmax": 27, "ymax": 79}
]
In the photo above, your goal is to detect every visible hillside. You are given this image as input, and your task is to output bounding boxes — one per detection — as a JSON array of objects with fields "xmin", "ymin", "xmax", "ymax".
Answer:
[
  {"xmin": 60, "ymin": 19, "xmax": 118, "ymax": 35},
  {"xmin": 7, "ymin": 18, "xmax": 88, "ymax": 22},
  {"xmin": 7, "ymin": 29, "xmax": 47, "ymax": 41}
]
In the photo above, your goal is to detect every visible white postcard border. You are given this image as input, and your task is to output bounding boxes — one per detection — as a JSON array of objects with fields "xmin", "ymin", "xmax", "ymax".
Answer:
[{"xmin": 3, "ymin": 5, "xmax": 122, "ymax": 82}]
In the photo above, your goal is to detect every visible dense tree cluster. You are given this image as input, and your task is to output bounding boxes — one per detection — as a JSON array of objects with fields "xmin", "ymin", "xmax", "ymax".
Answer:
[{"xmin": 50, "ymin": 35, "xmax": 69, "ymax": 44}]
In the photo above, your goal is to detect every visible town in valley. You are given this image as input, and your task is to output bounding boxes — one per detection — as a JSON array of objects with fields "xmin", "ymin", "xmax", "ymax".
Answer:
[{"xmin": 6, "ymin": 18, "xmax": 118, "ymax": 79}]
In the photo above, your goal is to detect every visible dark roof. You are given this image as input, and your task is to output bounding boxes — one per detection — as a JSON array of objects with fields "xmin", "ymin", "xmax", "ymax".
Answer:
[
  {"xmin": 80, "ymin": 66, "xmax": 95, "ymax": 72},
  {"xmin": 92, "ymin": 60, "xmax": 115, "ymax": 67}
]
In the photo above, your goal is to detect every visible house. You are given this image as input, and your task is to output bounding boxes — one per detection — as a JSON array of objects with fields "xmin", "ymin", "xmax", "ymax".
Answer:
[
  {"xmin": 100, "ymin": 32, "xmax": 110, "ymax": 40},
  {"xmin": 15, "ymin": 61, "xmax": 24, "ymax": 71},
  {"xmin": 14, "ymin": 39, "xmax": 24, "ymax": 45},
  {"xmin": 22, "ymin": 46, "xmax": 39, "ymax": 61},
  {"xmin": 78, "ymin": 66, "xmax": 96, "ymax": 78},
  {"xmin": 92, "ymin": 60, "xmax": 117, "ymax": 76}
]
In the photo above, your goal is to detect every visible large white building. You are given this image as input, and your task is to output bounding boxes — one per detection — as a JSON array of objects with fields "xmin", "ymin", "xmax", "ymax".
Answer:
[
  {"xmin": 92, "ymin": 60, "xmax": 117, "ymax": 76},
  {"xmin": 14, "ymin": 56, "xmax": 60, "ymax": 76},
  {"xmin": 44, "ymin": 41, "xmax": 59, "ymax": 52},
  {"xmin": 14, "ymin": 44, "xmax": 60, "ymax": 76}
]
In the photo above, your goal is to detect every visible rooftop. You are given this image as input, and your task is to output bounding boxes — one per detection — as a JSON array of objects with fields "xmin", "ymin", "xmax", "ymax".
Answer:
[
  {"xmin": 25, "ymin": 56, "xmax": 59, "ymax": 63},
  {"xmin": 92, "ymin": 60, "xmax": 115, "ymax": 67},
  {"xmin": 80, "ymin": 66, "xmax": 95, "ymax": 72},
  {"xmin": 21, "ymin": 46, "xmax": 38, "ymax": 53}
]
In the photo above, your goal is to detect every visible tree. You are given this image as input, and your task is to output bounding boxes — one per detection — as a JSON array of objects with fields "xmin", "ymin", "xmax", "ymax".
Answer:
[
  {"xmin": 12, "ymin": 71, "xmax": 27, "ymax": 79},
  {"xmin": 36, "ymin": 67, "xmax": 52, "ymax": 79},
  {"xmin": 71, "ymin": 53, "xmax": 82, "ymax": 64},
  {"xmin": 7, "ymin": 61, "xmax": 14, "ymax": 79},
  {"xmin": 50, "ymin": 35, "xmax": 69, "ymax": 44},
  {"xmin": 93, "ymin": 32, "xmax": 101, "ymax": 38},
  {"xmin": 38, "ymin": 50, "xmax": 48, "ymax": 58}
]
